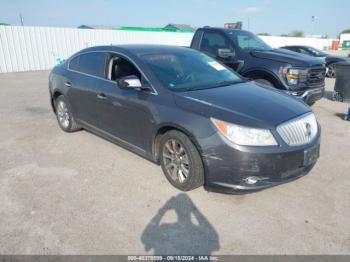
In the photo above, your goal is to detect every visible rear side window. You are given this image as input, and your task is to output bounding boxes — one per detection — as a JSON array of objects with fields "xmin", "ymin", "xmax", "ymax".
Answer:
[
  {"xmin": 191, "ymin": 30, "xmax": 203, "ymax": 49},
  {"xmin": 200, "ymin": 32, "xmax": 231, "ymax": 56},
  {"xmin": 69, "ymin": 52, "xmax": 106, "ymax": 78},
  {"xmin": 69, "ymin": 56, "xmax": 79, "ymax": 71}
]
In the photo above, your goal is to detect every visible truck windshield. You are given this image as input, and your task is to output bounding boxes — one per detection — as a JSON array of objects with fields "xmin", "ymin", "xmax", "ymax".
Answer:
[
  {"xmin": 227, "ymin": 30, "xmax": 272, "ymax": 51},
  {"xmin": 305, "ymin": 47, "xmax": 327, "ymax": 57},
  {"xmin": 140, "ymin": 50, "xmax": 242, "ymax": 91}
]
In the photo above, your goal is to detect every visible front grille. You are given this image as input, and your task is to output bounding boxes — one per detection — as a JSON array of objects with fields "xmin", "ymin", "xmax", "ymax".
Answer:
[
  {"xmin": 277, "ymin": 113, "xmax": 318, "ymax": 146},
  {"xmin": 307, "ymin": 67, "xmax": 326, "ymax": 86}
]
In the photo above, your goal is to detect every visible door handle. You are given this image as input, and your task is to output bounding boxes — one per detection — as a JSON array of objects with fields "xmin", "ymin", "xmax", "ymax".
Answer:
[
  {"xmin": 65, "ymin": 81, "xmax": 72, "ymax": 87},
  {"xmin": 97, "ymin": 93, "xmax": 107, "ymax": 100}
]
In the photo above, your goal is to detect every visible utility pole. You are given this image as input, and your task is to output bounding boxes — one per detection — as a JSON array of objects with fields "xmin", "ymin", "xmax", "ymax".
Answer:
[
  {"xmin": 311, "ymin": 15, "xmax": 316, "ymax": 36},
  {"xmin": 248, "ymin": 16, "xmax": 250, "ymax": 31},
  {"xmin": 19, "ymin": 13, "xmax": 24, "ymax": 26}
]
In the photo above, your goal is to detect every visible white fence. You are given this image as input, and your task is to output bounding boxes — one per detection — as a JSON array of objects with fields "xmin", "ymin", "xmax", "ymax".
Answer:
[
  {"xmin": 0, "ymin": 26, "xmax": 193, "ymax": 73},
  {"xmin": 0, "ymin": 26, "xmax": 336, "ymax": 73}
]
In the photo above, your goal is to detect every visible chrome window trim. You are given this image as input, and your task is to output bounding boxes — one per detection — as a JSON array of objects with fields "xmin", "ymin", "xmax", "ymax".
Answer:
[{"xmin": 67, "ymin": 50, "xmax": 158, "ymax": 95}]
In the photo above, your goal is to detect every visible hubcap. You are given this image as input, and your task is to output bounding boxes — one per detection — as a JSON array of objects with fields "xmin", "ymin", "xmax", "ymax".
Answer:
[
  {"xmin": 163, "ymin": 139, "xmax": 190, "ymax": 183},
  {"xmin": 57, "ymin": 101, "xmax": 70, "ymax": 128}
]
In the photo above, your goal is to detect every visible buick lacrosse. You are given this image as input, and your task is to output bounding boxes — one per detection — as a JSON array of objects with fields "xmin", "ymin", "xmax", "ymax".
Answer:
[{"xmin": 49, "ymin": 45, "xmax": 320, "ymax": 193}]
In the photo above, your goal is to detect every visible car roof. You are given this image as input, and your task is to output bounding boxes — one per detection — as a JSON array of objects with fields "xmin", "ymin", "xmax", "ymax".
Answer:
[
  {"xmin": 198, "ymin": 27, "xmax": 249, "ymax": 33},
  {"xmin": 76, "ymin": 44, "xmax": 192, "ymax": 56},
  {"xmin": 283, "ymin": 45, "xmax": 308, "ymax": 48}
]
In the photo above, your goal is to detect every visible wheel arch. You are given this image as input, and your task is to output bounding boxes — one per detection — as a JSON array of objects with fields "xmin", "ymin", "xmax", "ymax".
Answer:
[
  {"xmin": 152, "ymin": 124, "xmax": 203, "ymax": 163},
  {"xmin": 242, "ymin": 69, "xmax": 283, "ymax": 89},
  {"xmin": 51, "ymin": 90, "xmax": 64, "ymax": 112}
]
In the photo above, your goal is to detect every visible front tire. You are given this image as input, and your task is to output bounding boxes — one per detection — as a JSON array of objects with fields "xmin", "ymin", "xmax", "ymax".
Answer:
[
  {"xmin": 54, "ymin": 95, "xmax": 81, "ymax": 132},
  {"xmin": 159, "ymin": 130, "xmax": 204, "ymax": 191},
  {"xmin": 326, "ymin": 63, "xmax": 336, "ymax": 78}
]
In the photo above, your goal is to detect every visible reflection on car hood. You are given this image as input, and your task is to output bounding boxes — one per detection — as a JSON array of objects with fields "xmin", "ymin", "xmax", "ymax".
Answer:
[
  {"xmin": 174, "ymin": 81, "xmax": 311, "ymax": 129},
  {"xmin": 251, "ymin": 48, "xmax": 325, "ymax": 67}
]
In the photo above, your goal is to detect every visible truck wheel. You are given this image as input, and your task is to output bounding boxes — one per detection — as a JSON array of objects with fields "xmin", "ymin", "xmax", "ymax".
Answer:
[
  {"xmin": 159, "ymin": 130, "xmax": 204, "ymax": 191},
  {"xmin": 54, "ymin": 95, "xmax": 81, "ymax": 132},
  {"xmin": 326, "ymin": 63, "xmax": 336, "ymax": 78}
]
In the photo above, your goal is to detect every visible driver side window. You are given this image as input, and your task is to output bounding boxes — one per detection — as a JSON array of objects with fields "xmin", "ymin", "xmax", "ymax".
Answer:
[
  {"xmin": 107, "ymin": 55, "xmax": 142, "ymax": 82},
  {"xmin": 200, "ymin": 32, "xmax": 231, "ymax": 57}
]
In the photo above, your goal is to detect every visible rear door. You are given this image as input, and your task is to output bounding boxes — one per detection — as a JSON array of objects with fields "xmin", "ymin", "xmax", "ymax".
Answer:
[{"xmin": 67, "ymin": 52, "xmax": 107, "ymax": 127}]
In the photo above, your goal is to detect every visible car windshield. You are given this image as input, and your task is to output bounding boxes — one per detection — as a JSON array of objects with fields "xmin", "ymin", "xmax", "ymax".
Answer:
[
  {"xmin": 227, "ymin": 30, "xmax": 272, "ymax": 51},
  {"xmin": 305, "ymin": 47, "xmax": 327, "ymax": 57},
  {"xmin": 140, "ymin": 50, "xmax": 242, "ymax": 91}
]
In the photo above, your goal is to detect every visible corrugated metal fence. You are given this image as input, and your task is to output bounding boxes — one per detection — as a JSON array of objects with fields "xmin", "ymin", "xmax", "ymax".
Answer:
[
  {"xmin": 0, "ymin": 26, "xmax": 193, "ymax": 73},
  {"xmin": 0, "ymin": 26, "xmax": 335, "ymax": 73}
]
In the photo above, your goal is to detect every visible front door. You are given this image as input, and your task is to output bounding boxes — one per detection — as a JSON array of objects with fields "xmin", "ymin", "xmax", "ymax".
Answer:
[{"xmin": 94, "ymin": 55, "xmax": 155, "ymax": 151}]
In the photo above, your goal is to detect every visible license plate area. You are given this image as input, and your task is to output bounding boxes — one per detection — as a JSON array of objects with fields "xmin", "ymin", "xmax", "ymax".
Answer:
[{"xmin": 303, "ymin": 144, "xmax": 320, "ymax": 166}]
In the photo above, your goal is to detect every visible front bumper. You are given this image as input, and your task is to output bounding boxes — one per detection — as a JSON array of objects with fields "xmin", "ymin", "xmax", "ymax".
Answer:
[
  {"xmin": 199, "ymin": 130, "xmax": 321, "ymax": 194},
  {"xmin": 300, "ymin": 87, "xmax": 325, "ymax": 105},
  {"xmin": 287, "ymin": 87, "xmax": 325, "ymax": 105}
]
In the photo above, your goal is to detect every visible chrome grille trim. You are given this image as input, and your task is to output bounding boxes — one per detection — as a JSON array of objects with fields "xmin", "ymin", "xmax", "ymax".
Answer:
[
  {"xmin": 307, "ymin": 67, "xmax": 326, "ymax": 86},
  {"xmin": 277, "ymin": 113, "xmax": 318, "ymax": 146}
]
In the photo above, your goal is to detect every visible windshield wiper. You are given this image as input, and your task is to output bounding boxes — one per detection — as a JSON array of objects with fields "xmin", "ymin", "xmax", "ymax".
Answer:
[{"xmin": 202, "ymin": 80, "xmax": 244, "ymax": 89}]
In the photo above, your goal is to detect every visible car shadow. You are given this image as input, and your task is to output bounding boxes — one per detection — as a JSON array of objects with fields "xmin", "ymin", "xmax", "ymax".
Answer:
[{"xmin": 141, "ymin": 193, "xmax": 220, "ymax": 255}]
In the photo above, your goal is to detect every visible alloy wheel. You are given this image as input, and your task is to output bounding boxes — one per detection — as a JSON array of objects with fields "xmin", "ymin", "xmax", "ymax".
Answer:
[
  {"xmin": 162, "ymin": 139, "xmax": 190, "ymax": 183},
  {"xmin": 57, "ymin": 100, "xmax": 70, "ymax": 129}
]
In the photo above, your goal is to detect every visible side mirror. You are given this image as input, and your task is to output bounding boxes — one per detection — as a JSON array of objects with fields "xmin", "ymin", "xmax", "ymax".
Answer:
[
  {"xmin": 117, "ymin": 75, "xmax": 142, "ymax": 89},
  {"xmin": 218, "ymin": 48, "xmax": 235, "ymax": 59}
]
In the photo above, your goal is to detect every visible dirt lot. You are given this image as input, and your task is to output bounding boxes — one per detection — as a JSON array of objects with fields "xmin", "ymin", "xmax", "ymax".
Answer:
[{"xmin": 0, "ymin": 71, "xmax": 349, "ymax": 255}]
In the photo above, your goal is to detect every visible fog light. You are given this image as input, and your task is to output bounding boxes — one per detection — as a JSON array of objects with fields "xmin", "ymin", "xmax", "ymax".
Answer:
[
  {"xmin": 244, "ymin": 176, "xmax": 259, "ymax": 185},
  {"xmin": 289, "ymin": 91, "xmax": 299, "ymax": 96}
]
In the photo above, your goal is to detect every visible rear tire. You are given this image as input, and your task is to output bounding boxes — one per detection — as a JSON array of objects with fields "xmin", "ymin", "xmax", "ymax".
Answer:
[
  {"xmin": 332, "ymin": 91, "xmax": 344, "ymax": 102},
  {"xmin": 54, "ymin": 95, "xmax": 81, "ymax": 132},
  {"xmin": 159, "ymin": 130, "xmax": 204, "ymax": 191}
]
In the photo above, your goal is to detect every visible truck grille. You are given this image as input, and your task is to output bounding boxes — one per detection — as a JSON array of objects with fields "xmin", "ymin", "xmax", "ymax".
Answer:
[
  {"xmin": 307, "ymin": 67, "xmax": 326, "ymax": 86},
  {"xmin": 277, "ymin": 113, "xmax": 318, "ymax": 146}
]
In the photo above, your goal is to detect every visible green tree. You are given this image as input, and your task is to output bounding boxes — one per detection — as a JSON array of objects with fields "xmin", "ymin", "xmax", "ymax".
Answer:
[
  {"xmin": 280, "ymin": 33, "xmax": 289, "ymax": 37},
  {"xmin": 257, "ymin": 32, "xmax": 270, "ymax": 36},
  {"xmin": 290, "ymin": 31, "xmax": 304, "ymax": 37},
  {"xmin": 340, "ymin": 28, "xmax": 350, "ymax": 34}
]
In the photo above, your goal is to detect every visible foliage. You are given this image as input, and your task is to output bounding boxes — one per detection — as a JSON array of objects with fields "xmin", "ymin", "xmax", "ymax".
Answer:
[
  {"xmin": 290, "ymin": 31, "xmax": 304, "ymax": 37},
  {"xmin": 340, "ymin": 28, "xmax": 350, "ymax": 35}
]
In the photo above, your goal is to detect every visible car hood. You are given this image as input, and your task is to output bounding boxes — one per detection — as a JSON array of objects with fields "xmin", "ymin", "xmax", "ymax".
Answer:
[
  {"xmin": 251, "ymin": 48, "xmax": 325, "ymax": 67},
  {"xmin": 173, "ymin": 81, "xmax": 311, "ymax": 129},
  {"xmin": 326, "ymin": 55, "xmax": 350, "ymax": 63}
]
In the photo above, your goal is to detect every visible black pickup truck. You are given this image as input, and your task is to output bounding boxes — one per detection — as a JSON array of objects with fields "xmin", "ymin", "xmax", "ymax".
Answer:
[{"xmin": 190, "ymin": 27, "xmax": 326, "ymax": 105}]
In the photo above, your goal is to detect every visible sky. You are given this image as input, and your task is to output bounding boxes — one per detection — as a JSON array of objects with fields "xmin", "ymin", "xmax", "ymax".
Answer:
[{"xmin": 0, "ymin": 0, "xmax": 349, "ymax": 37}]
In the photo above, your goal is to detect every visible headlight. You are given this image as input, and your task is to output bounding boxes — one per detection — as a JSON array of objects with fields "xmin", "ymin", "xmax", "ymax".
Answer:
[
  {"xmin": 282, "ymin": 67, "xmax": 308, "ymax": 86},
  {"xmin": 211, "ymin": 118, "xmax": 278, "ymax": 146}
]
